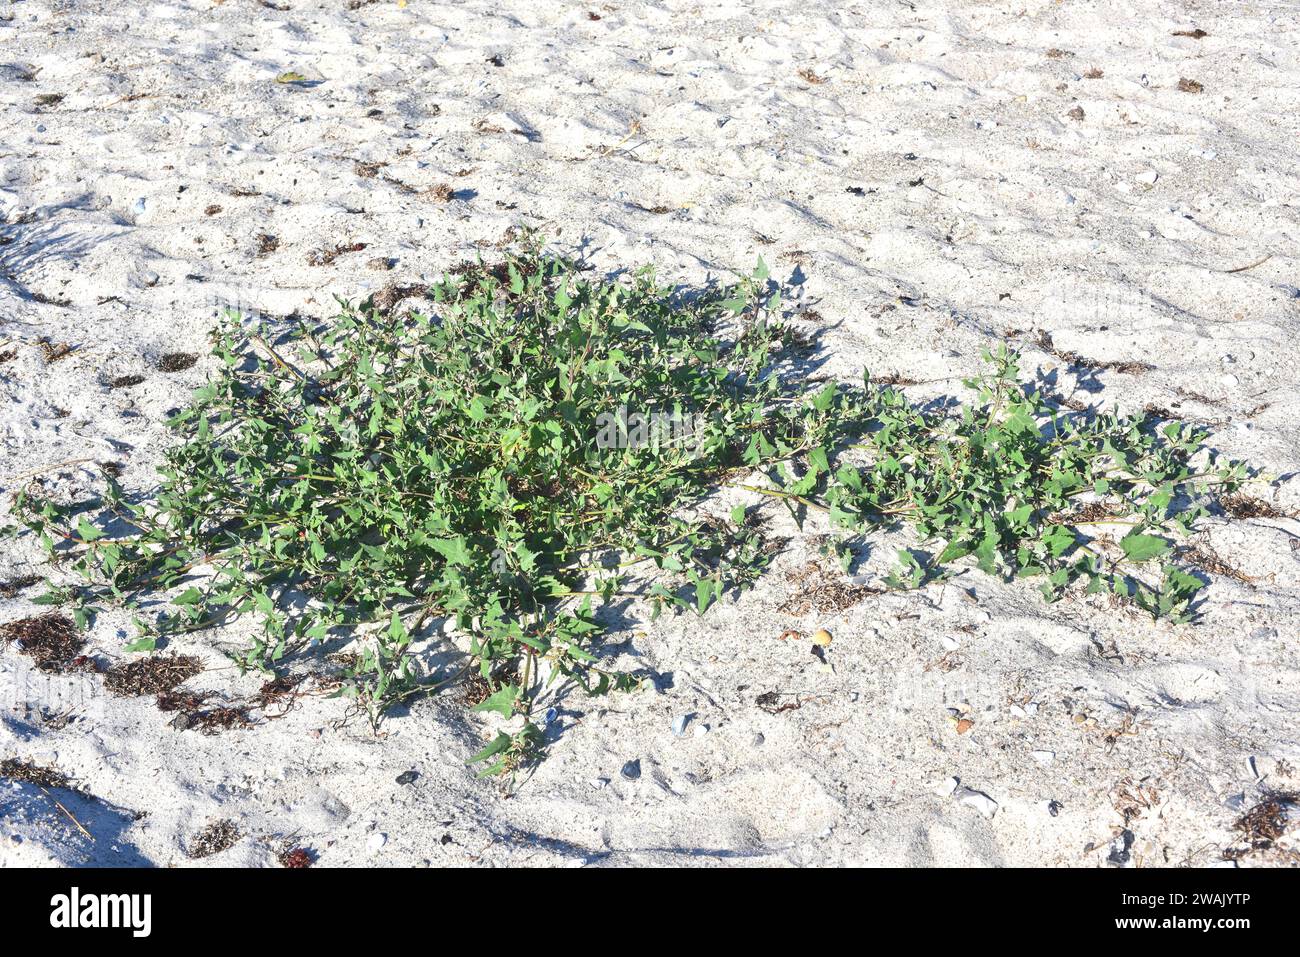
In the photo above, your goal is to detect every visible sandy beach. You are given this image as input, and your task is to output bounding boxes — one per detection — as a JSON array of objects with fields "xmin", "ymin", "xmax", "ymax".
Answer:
[{"xmin": 2, "ymin": 0, "xmax": 1298, "ymax": 867}]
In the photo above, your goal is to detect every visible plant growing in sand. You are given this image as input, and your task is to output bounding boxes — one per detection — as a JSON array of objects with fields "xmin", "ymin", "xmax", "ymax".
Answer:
[{"xmin": 13, "ymin": 241, "xmax": 1257, "ymax": 775}]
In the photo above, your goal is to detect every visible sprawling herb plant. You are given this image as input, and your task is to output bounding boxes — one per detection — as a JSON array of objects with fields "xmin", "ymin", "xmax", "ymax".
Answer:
[{"xmin": 14, "ymin": 243, "xmax": 1253, "ymax": 774}]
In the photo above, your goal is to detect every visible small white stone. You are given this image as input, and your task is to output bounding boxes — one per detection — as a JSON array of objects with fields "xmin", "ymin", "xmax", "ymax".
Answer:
[
  {"xmin": 954, "ymin": 787, "xmax": 998, "ymax": 818},
  {"xmin": 1136, "ymin": 170, "xmax": 1158, "ymax": 185},
  {"xmin": 366, "ymin": 832, "xmax": 387, "ymax": 853},
  {"xmin": 940, "ymin": 635, "xmax": 961, "ymax": 651},
  {"xmin": 937, "ymin": 776, "xmax": 960, "ymax": 798},
  {"xmin": 1031, "ymin": 749, "xmax": 1056, "ymax": 766}
]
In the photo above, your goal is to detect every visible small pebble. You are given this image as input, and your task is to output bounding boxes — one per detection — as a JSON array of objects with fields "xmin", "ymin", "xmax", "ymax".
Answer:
[
  {"xmin": 395, "ymin": 770, "xmax": 419, "ymax": 786},
  {"xmin": 954, "ymin": 786, "xmax": 998, "ymax": 818},
  {"xmin": 1031, "ymin": 749, "xmax": 1056, "ymax": 766},
  {"xmin": 620, "ymin": 759, "xmax": 641, "ymax": 781},
  {"xmin": 366, "ymin": 832, "xmax": 387, "ymax": 853},
  {"xmin": 672, "ymin": 713, "xmax": 693, "ymax": 736},
  {"xmin": 751, "ymin": 732, "xmax": 765, "ymax": 747}
]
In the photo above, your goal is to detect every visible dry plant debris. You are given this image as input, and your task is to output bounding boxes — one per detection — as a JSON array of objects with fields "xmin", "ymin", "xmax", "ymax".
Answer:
[
  {"xmin": 0, "ymin": 613, "xmax": 85, "ymax": 672},
  {"xmin": 103, "ymin": 654, "xmax": 203, "ymax": 696},
  {"xmin": 187, "ymin": 819, "xmax": 240, "ymax": 858}
]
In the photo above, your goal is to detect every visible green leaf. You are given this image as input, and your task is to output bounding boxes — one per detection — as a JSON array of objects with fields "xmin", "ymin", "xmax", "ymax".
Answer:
[
  {"xmin": 172, "ymin": 586, "xmax": 204, "ymax": 606},
  {"xmin": 1119, "ymin": 532, "xmax": 1171, "ymax": 563},
  {"xmin": 466, "ymin": 731, "xmax": 513, "ymax": 765},
  {"xmin": 472, "ymin": 684, "xmax": 519, "ymax": 718}
]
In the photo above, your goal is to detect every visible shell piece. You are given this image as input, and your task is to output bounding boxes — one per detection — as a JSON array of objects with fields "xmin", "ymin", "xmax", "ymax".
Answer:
[{"xmin": 811, "ymin": 628, "xmax": 833, "ymax": 647}]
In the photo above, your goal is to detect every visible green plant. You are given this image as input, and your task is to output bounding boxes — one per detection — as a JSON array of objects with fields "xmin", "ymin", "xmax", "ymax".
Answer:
[
  {"xmin": 797, "ymin": 346, "xmax": 1252, "ymax": 622},
  {"xmin": 13, "ymin": 244, "xmax": 1258, "ymax": 775}
]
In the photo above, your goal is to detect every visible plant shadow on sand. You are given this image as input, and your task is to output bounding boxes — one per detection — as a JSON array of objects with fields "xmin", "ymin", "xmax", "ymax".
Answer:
[{"xmin": 0, "ymin": 759, "xmax": 152, "ymax": 866}]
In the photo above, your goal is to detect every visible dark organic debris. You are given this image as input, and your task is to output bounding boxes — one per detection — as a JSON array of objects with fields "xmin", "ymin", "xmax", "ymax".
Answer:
[
  {"xmin": 1045, "ymin": 48, "xmax": 1074, "ymax": 59},
  {"xmin": 1224, "ymin": 792, "xmax": 1298, "ymax": 860},
  {"xmin": 258, "ymin": 673, "xmax": 304, "ymax": 708},
  {"xmin": 1035, "ymin": 331, "xmax": 1152, "ymax": 374},
  {"xmin": 204, "ymin": 204, "xmax": 223, "ymax": 216},
  {"xmin": 1177, "ymin": 77, "xmax": 1204, "ymax": 93},
  {"xmin": 157, "ymin": 352, "xmax": 198, "ymax": 373},
  {"xmin": 104, "ymin": 654, "xmax": 203, "ymax": 696},
  {"xmin": 0, "ymin": 347, "xmax": 16, "ymax": 364},
  {"xmin": 187, "ymin": 819, "xmax": 240, "ymax": 859},
  {"xmin": 875, "ymin": 372, "xmax": 921, "ymax": 386},
  {"xmin": 257, "ymin": 233, "xmax": 280, "ymax": 256},
  {"xmin": 156, "ymin": 689, "xmax": 252, "ymax": 734},
  {"xmin": 1177, "ymin": 543, "xmax": 1253, "ymax": 585},
  {"xmin": 371, "ymin": 284, "xmax": 428, "ymax": 314},
  {"xmin": 0, "ymin": 613, "xmax": 85, "ymax": 672},
  {"xmin": 779, "ymin": 561, "xmax": 879, "ymax": 615},
  {"xmin": 426, "ymin": 183, "xmax": 455, "ymax": 203},
  {"xmin": 109, "ymin": 373, "xmax": 146, "ymax": 390},
  {"xmin": 279, "ymin": 846, "xmax": 314, "ymax": 867},
  {"xmin": 1173, "ymin": 29, "xmax": 1208, "ymax": 39},
  {"xmin": 448, "ymin": 259, "xmax": 512, "ymax": 286},
  {"xmin": 458, "ymin": 672, "xmax": 493, "ymax": 707},
  {"xmin": 307, "ymin": 242, "xmax": 367, "ymax": 267},
  {"xmin": 1220, "ymin": 493, "xmax": 1292, "ymax": 520},
  {"xmin": 755, "ymin": 690, "xmax": 807, "ymax": 715},
  {"xmin": 0, "ymin": 574, "xmax": 41, "ymax": 598},
  {"xmin": 1047, "ymin": 501, "xmax": 1124, "ymax": 525},
  {"xmin": 38, "ymin": 339, "xmax": 75, "ymax": 363},
  {"xmin": 0, "ymin": 757, "xmax": 73, "ymax": 789}
]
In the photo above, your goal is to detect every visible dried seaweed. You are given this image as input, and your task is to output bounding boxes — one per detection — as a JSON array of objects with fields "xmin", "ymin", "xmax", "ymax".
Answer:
[
  {"xmin": 103, "ymin": 654, "xmax": 203, "ymax": 696},
  {"xmin": 0, "ymin": 613, "xmax": 85, "ymax": 672}
]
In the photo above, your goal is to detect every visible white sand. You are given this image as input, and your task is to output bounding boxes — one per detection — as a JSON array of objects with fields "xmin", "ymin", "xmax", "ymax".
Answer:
[{"xmin": 2, "ymin": 0, "xmax": 1299, "ymax": 866}]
